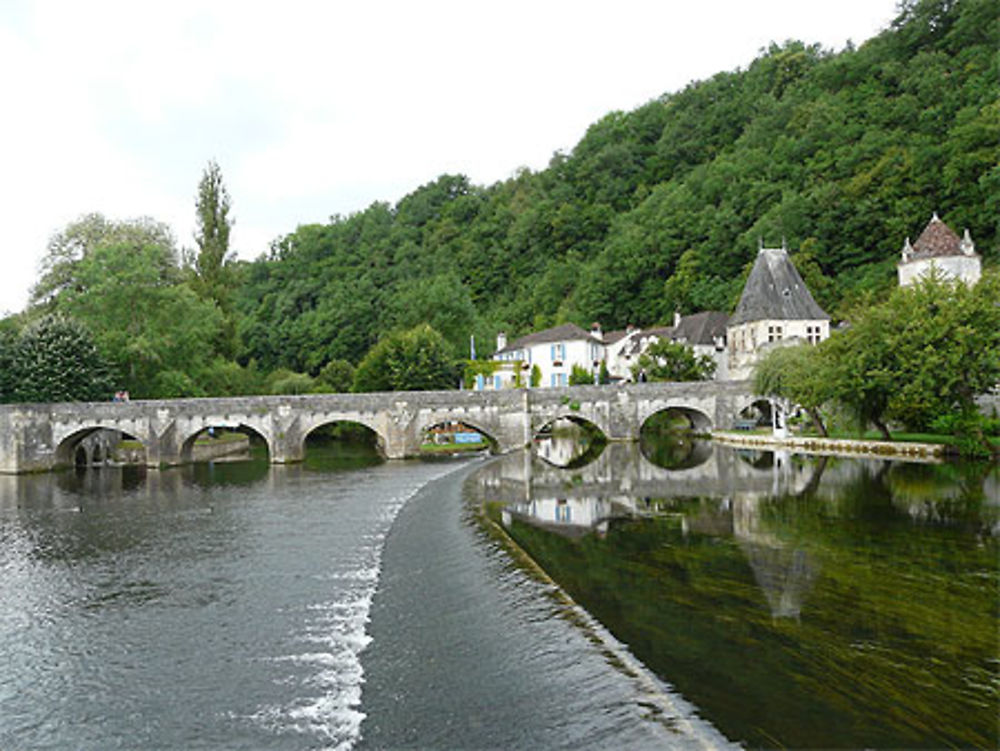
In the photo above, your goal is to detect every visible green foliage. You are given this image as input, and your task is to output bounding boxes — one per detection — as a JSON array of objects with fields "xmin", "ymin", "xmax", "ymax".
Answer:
[
  {"xmin": 53, "ymin": 241, "xmax": 223, "ymax": 398},
  {"xmin": 192, "ymin": 159, "xmax": 234, "ymax": 304},
  {"xmin": 352, "ymin": 324, "xmax": 457, "ymax": 392},
  {"xmin": 316, "ymin": 359, "xmax": 356, "ymax": 393},
  {"xmin": 234, "ymin": 0, "xmax": 996, "ymax": 350},
  {"xmin": 462, "ymin": 358, "xmax": 500, "ymax": 390},
  {"xmin": 195, "ymin": 358, "xmax": 264, "ymax": 396},
  {"xmin": 769, "ymin": 270, "xmax": 1000, "ymax": 451},
  {"xmin": 754, "ymin": 343, "xmax": 835, "ymax": 434},
  {"xmin": 635, "ymin": 339, "xmax": 716, "ymax": 382},
  {"xmin": 270, "ymin": 371, "xmax": 316, "ymax": 395},
  {"xmin": 568, "ymin": 364, "xmax": 594, "ymax": 385},
  {"xmin": 191, "ymin": 160, "xmax": 237, "ymax": 357},
  {"xmin": 6, "ymin": 314, "xmax": 112, "ymax": 403},
  {"xmin": 31, "ymin": 213, "xmax": 177, "ymax": 307},
  {"xmin": 530, "ymin": 364, "xmax": 542, "ymax": 388}
]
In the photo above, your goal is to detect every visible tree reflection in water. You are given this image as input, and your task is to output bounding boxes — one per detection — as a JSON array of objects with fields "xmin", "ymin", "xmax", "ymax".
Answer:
[{"xmin": 471, "ymin": 440, "xmax": 999, "ymax": 750}]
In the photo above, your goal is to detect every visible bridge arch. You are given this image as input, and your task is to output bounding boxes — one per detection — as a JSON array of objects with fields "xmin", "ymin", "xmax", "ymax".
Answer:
[
  {"xmin": 178, "ymin": 423, "xmax": 270, "ymax": 463},
  {"xmin": 418, "ymin": 418, "xmax": 498, "ymax": 453},
  {"xmin": 54, "ymin": 425, "xmax": 149, "ymax": 469},
  {"xmin": 639, "ymin": 404, "xmax": 714, "ymax": 434},
  {"xmin": 530, "ymin": 412, "xmax": 611, "ymax": 446},
  {"xmin": 298, "ymin": 414, "xmax": 387, "ymax": 458},
  {"xmin": 413, "ymin": 408, "xmax": 510, "ymax": 455}
]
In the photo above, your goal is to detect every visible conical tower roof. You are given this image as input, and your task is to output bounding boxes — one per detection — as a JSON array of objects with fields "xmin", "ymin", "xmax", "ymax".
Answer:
[
  {"xmin": 907, "ymin": 214, "xmax": 974, "ymax": 259},
  {"xmin": 729, "ymin": 248, "xmax": 829, "ymax": 326}
]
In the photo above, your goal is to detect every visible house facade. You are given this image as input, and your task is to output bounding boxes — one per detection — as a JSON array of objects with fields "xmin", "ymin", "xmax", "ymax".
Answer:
[
  {"xmin": 898, "ymin": 213, "xmax": 981, "ymax": 287},
  {"xmin": 485, "ymin": 323, "xmax": 605, "ymax": 389},
  {"xmin": 614, "ymin": 312, "xmax": 730, "ymax": 381},
  {"xmin": 727, "ymin": 246, "xmax": 830, "ymax": 380}
]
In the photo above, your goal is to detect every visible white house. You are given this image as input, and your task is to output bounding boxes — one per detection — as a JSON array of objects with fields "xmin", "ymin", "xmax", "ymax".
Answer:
[
  {"xmin": 614, "ymin": 311, "xmax": 730, "ymax": 381},
  {"xmin": 898, "ymin": 213, "xmax": 981, "ymax": 287},
  {"xmin": 727, "ymin": 246, "xmax": 830, "ymax": 380},
  {"xmin": 600, "ymin": 325, "xmax": 641, "ymax": 381},
  {"xmin": 487, "ymin": 323, "xmax": 605, "ymax": 389}
]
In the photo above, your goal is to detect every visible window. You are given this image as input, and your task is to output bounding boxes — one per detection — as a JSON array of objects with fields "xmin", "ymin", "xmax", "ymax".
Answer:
[
  {"xmin": 555, "ymin": 499, "xmax": 571, "ymax": 523},
  {"xmin": 550, "ymin": 373, "xmax": 567, "ymax": 387},
  {"xmin": 807, "ymin": 325, "xmax": 822, "ymax": 345},
  {"xmin": 768, "ymin": 325, "xmax": 783, "ymax": 343},
  {"xmin": 550, "ymin": 343, "xmax": 565, "ymax": 363}
]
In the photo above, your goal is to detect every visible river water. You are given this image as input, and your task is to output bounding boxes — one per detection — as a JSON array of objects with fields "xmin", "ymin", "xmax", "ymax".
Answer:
[{"xmin": 0, "ymin": 439, "xmax": 996, "ymax": 749}]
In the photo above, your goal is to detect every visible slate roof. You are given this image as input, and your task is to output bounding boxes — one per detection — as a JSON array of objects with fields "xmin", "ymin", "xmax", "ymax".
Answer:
[
  {"xmin": 496, "ymin": 323, "xmax": 600, "ymax": 355},
  {"xmin": 905, "ymin": 214, "xmax": 974, "ymax": 259},
  {"xmin": 729, "ymin": 248, "xmax": 829, "ymax": 326},
  {"xmin": 601, "ymin": 329, "xmax": 632, "ymax": 345},
  {"xmin": 671, "ymin": 311, "xmax": 730, "ymax": 345}
]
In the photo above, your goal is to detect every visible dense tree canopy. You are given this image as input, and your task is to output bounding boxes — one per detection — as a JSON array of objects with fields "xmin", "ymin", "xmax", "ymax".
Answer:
[
  {"xmin": 4, "ymin": 0, "xmax": 996, "ymax": 406},
  {"xmin": 2, "ymin": 315, "xmax": 112, "ymax": 404},
  {"xmin": 634, "ymin": 340, "xmax": 717, "ymax": 382},
  {"xmin": 754, "ymin": 270, "xmax": 1000, "ymax": 450},
  {"xmin": 234, "ymin": 0, "xmax": 997, "ymax": 372},
  {"xmin": 352, "ymin": 324, "xmax": 457, "ymax": 393}
]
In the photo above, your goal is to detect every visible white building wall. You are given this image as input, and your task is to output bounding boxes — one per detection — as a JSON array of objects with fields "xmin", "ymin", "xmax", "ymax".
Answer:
[
  {"xmin": 727, "ymin": 319, "xmax": 829, "ymax": 380},
  {"xmin": 898, "ymin": 256, "xmax": 982, "ymax": 287},
  {"xmin": 529, "ymin": 338, "xmax": 603, "ymax": 387},
  {"xmin": 486, "ymin": 337, "xmax": 605, "ymax": 389}
]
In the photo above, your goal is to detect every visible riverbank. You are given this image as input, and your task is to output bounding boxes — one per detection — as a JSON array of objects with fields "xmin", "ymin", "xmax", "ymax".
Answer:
[{"xmin": 712, "ymin": 430, "xmax": 948, "ymax": 462}]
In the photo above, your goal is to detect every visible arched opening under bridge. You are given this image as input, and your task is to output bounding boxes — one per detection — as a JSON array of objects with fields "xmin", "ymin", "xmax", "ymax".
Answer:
[
  {"xmin": 179, "ymin": 424, "xmax": 267, "ymax": 465},
  {"xmin": 301, "ymin": 421, "xmax": 384, "ymax": 471},
  {"xmin": 420, "ymin": 420, "xmax": 497, "ymax": 456},
  {"xmin": 56, "ymin": 427, "xmax": 145, "ymax": 469},
  {"xmin": 638, "ymin": 407, "xmax": 714, "ymax": 470},
  {"xmin": 533, "ymin": 416, "xmax": 607, "ymax": 469},
  {"xmin": 735, "ymin": 399, "xmax": 775, "ymax": 431}
]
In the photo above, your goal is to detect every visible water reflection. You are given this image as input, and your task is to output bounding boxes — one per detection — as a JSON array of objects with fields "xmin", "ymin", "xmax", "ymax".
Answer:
[
  {"xmin": 533, "ymin": 419, "xmax": 605, "ymax": 469},
  {"xmin": 472, "ymin": 440, "xmax": 999, "ymax": 749}
]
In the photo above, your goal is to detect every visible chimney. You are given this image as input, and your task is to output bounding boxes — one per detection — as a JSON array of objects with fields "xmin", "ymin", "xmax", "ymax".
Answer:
[
  {"xmin": 674, "ymin": 310, "xmax": 681, "ymax": 328},
  {"xmin": 590, "ymin": 322, "xmax": 602, "ymax": 341},
  {"xmin": 496, "ymin": 332, "xmax": 507, "ymax": 351}
]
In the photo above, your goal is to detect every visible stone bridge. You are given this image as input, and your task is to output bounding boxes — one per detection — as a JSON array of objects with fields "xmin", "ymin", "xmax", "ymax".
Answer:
[{"xmin": 0, "ymin": 380, "xmax": 755, "ymax": 473}]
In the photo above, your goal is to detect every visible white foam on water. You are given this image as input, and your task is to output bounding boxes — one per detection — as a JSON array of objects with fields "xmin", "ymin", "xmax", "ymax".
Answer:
[{"xmin": 250, "ymin": 460, "xmax": 468, "ymax": 750}]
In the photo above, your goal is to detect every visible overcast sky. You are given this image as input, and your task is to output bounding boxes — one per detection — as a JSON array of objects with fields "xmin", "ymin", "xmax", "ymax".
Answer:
[{"xmin": 0, "ymin": 0, "xmax": 901, "ymax": 314}]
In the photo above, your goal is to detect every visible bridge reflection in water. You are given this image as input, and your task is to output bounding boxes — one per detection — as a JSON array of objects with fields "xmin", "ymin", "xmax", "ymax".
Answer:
[
  {"xmin": 480, "ymin": 438, "xmax": 825, "ymax": 619},
  {"xmin": 471, "ymin": 440, "xmax": 999, "ymax": 749}
]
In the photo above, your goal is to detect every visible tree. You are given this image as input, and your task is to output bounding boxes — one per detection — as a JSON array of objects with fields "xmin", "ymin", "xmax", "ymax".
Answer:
[
  {"xmin": 753, "ymin": 343, "xmax": 833, "ymax": 435},
  {"xmin": 31, "ymin": 214, "xmax": 177, "ymax": 307},
  {"xmin": 634, "ymin": 339, "xmax": 716, "ymax": 382},
  {"xmin": 9, "ymin": 314, "xmax": 112, "ymax": 403},
  {"xmin": 0, "ymin": 325, "xmax": 18, "ymax": 402},
  {"xmin": 568, "ymin": 364, "xmax": 594, "ymax": 385},
  {"xmin": 56, "ymin": 242, "xmax": 223, "ymax": 398},
  {"xmin": 316, "ymin": 359, "xmax": 356, "ymax": 392},
  {"xmin": 192, "ymin": 160, "xmax": 234, "ymax": 306},
  {"xmin": 801, "ymin": 270, "xmax": 1000, "ymax": 446},
  {"xmin": 352, "ymin": 324, "xmax": 457, "ymax": 392}
]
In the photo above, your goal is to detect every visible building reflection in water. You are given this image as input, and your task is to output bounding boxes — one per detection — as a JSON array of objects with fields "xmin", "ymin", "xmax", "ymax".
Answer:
[{"xmin": 485, "ymin": 439, "xmax": 997, "ymax": 623}]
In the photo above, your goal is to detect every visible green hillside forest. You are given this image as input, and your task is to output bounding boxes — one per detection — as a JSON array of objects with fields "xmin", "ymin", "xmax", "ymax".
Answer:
[{"xmin": 5, "ymin": 0, "xmax": 998, "ymax": 401}]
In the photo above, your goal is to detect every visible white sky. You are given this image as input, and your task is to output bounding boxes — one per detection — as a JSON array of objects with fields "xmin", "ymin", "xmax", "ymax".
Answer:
[{"xmin": 0, "ymin": 0, "xmax": 900, "ymax": 315}]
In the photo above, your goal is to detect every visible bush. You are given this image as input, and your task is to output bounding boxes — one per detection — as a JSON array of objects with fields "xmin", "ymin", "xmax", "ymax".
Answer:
[{"xmin": 271, "ymin": 372, "xmax": 316, "ymax": 395}]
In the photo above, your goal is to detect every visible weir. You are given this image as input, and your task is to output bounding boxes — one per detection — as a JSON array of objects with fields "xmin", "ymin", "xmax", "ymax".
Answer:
[{"xmin": 0, "ymin": 381, "xmax": 753, "ymax": 473}]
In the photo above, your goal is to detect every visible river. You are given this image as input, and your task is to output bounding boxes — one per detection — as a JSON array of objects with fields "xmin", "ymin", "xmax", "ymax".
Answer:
[{"xmin": 0, "ymin": 438, "xmax": 996, "ymax": 749}]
